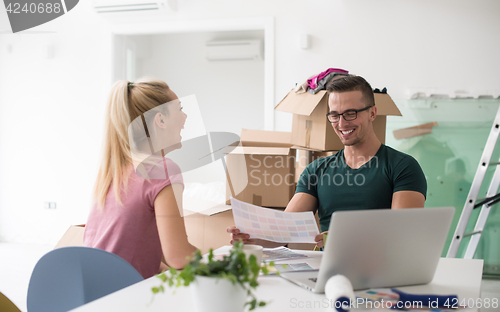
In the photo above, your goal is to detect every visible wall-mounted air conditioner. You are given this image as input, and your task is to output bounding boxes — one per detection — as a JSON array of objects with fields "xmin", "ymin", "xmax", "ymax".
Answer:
[
  {"xmin": 92, "ymin": 0, "xmax": 176, "ymax": 15},
  {"xmin": 206, "ymin": 40, "xmax": 262, "ymax": 61}
]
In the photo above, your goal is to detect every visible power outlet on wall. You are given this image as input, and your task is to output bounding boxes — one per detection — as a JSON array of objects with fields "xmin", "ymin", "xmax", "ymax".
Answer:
[{"xmin": 44, "ymin": 202, "xmax": 57, "ymax": 209}]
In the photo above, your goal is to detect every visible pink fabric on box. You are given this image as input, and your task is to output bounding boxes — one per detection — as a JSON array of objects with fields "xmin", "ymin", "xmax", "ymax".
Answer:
[
  {"xmin": 307, "ymin": 68, "xmax": 349, "ymax": 89},
  {"xmin": 83, "ymin": 158, "xmax": 183, "ymax": 279}
]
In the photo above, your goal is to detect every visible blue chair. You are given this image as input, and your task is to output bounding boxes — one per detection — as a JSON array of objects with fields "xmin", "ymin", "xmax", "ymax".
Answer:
[{"xmin": 27, "ymin": 246, "xmax": 144, "ymax": 312}]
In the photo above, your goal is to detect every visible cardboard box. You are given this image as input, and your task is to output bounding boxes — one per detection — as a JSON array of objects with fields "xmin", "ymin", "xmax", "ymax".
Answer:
[
  {"xmin": 393, "ymin": 121, "xmax": 438, "ymax": 140},
  {"xmin": 183, "ymin": 204, "xmax": 234, "ymax": 254},
  {"xmin": 54, "ymin": 224, "xmax": 85, "ymax": 249},
  {"xmin": 225, "ymin": 146, "xmax": 295, "ymax": 207},
  {"xmin": 275, "ymin": 90, "xmax": 402, "ymax": 150},
  {"xmin": 240, "ymin": 128, "xmax": 292, "ymax": 148},
  {"xmin": 223, "ymin": 129, "xmax": 295, "ymax": 208}
]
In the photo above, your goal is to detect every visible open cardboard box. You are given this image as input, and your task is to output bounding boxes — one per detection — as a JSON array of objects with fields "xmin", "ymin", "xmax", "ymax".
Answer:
[
  {"xmin": 275, "ymin": 90, "xmax": 402, "ymax": 150},
  {"xmin": 183, "ymin": 202, "xmax": 234, "ymax": 255},
  {"xmin": 225, "ymin": 129, "xmax": 296, "ymax": 208}
]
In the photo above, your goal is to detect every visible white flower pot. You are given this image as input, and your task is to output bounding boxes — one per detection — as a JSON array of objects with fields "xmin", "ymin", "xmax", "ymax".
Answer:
[{"xmin": 191, "ymin": 275, "xmax": 248, "ymax": 312}]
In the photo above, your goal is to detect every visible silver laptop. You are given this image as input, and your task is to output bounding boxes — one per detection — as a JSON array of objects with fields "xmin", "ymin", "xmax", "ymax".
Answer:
[{"xmin": 279, "ymin": 207, "xmax": 455, "ymax": 293}]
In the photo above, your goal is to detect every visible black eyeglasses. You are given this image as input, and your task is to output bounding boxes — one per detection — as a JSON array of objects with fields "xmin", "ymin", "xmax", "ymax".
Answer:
[{"xmin": 326, "ymin": 105, "xmax": 373, "ymax": 123}]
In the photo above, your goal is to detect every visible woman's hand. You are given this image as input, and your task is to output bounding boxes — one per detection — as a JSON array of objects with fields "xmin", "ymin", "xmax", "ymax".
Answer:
[{"xmin": 226, "ymin": 225, "xmax": 257, "ymax": 245}]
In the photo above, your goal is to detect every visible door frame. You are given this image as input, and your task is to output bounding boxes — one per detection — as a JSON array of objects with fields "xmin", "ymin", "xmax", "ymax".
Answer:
[{"xmin": 110, "ymin": 17, "xmax": 275, "ymax": 130}]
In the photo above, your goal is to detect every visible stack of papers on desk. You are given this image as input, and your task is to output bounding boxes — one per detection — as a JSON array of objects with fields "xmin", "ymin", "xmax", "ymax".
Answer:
[
  {"xmin": 262, "ymin": 247, "xmax": 314, "ymax": 274},
  {"xmin": 262, "ymin": 246, "xmax": 309, "ymax": 262}
]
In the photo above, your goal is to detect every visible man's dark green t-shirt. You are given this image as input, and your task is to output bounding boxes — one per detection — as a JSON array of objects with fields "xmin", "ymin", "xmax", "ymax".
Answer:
[{"xmin": 295, "ymin": 144, "xmax": 427, "ymax": 232}]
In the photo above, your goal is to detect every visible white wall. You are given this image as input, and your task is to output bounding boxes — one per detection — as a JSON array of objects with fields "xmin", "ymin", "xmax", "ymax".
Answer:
[
  {"xmin": 0, "ymin": 3, "xmax": 113, "ymax": 243},
  {"xmin": 132, "ymin": 31, "xmax": 265, "ymax": 135},
  {"xmin": 156, "ymin": 0, "xmax": 500, "ymax": 131},
  {"xmin": 0, "ymin": 0, "xmax": 499, "ymax": 244}
]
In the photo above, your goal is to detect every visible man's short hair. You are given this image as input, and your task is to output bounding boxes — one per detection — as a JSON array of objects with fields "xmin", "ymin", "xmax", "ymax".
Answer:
[{"xmin": 325, "ymin": 75, "xmax": 375, "ymax": 107}]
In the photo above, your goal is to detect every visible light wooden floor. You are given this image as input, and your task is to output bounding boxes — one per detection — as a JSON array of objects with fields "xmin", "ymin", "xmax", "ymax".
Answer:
[{"xmin": 0, "ymin": 242, "xmax": 499, "ymax": 312}]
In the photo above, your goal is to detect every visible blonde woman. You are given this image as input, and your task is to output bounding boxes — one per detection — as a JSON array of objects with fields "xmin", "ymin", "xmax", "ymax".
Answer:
[{"xmin": 83, "ymin": 78, "xmax": 197, "ymax": 279}]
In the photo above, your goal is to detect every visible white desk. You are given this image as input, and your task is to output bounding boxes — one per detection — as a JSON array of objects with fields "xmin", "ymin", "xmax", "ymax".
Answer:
[{"xmin": 71, "ymin": 247, "xmax": 483, "ymax": 312}]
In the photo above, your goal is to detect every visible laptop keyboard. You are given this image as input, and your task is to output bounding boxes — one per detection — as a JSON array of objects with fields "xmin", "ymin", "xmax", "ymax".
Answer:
[{"xmin": 308, "ymin": 277, "xmax": 317, "ymax": 283}]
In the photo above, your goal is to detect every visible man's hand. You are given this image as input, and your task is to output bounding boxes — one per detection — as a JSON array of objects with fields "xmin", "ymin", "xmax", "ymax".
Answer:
[
  {"xmin": 314, "ymin": 231, "xmax": 328, "ymax": 248},
  {"xmin": 226, "ymin": 225, "xmax": 256, "ymax": 245}
]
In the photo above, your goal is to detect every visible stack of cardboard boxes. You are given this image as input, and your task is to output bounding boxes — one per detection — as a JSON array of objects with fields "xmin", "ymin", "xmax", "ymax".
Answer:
[{"xmin": 228, "ymin": 89, "xmax": 401, "ymax": 207}]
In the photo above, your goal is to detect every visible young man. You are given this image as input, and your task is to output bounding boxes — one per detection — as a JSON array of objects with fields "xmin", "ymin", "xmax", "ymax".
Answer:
[{"xmin": 228, "ymin": 75, "xmax": 427, "ymax": 248}]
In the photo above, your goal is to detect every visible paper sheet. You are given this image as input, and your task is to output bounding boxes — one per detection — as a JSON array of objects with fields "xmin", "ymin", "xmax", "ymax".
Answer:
[{"xmin": 231, "ymin": 198, "xmax": 320, "ymax": 243}]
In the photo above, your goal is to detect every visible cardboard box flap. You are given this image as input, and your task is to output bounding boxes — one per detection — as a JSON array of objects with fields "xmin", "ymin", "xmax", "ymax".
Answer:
[
  {"xmin": 184, "ymin": 209, "xmax": 234, "ymax": 254},
  {"xmin": 393, "ymin": 121, "xmax": 438, "ymax": 140},
  {"xmin": 240, "ymin": 129, "xmax": 292, "ymax": 147},
  {"xmin": 275, "ymin": 90, "xmax": 327, "ymax": 116},
  {"xmin": 276, "ymin": 90, "xmax": 401, "ymax": 117},
  {"xmin": 374, "ymin": 93, "xmax": 402, "ymax": 116},
  {"xmin": 226, "ymin": 146, "xmax": 292, "ymax": 156}
]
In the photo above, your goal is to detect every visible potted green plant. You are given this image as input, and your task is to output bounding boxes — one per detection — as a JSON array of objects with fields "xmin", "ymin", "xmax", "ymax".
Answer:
[{"xmin": 152, "ymin": 241, "xmax": 274, "ymax": 312}]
